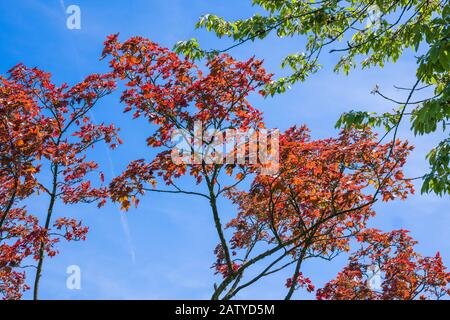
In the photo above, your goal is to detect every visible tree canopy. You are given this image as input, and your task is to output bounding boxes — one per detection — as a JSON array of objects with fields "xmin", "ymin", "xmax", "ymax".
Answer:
[{"xmin": 175, "ymin": 0, "xmax": 450, "ymax": 195}]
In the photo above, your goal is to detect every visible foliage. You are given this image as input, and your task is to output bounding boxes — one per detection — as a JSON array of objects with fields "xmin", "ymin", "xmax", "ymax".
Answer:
[
  {"xmin": 219, "ymin": 126, "xmax": 413, "ymax": 299},
  {"xmin": 175, "ymin": 0, "xmax": 450, "ymax": 195},
  {"xmin": 100, "ymin": 35, "xmax": 447, "ymax": 300},
  {"xmin": 1, "ymin": 26, "xmax": 447, "ymax": 299},
  {"xmin": 0, "ymin": 65, "xmax": 119, "ymax": 299},
  {"xmin": 317, "ymin": 229, "xmax": 450, "ymax": 300}
]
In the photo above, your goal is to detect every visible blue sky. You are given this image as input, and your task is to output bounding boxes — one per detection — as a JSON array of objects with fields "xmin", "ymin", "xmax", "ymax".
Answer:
[{"xmin": 0, "ymin": 0, "xmax": 448, "ymax": 299}]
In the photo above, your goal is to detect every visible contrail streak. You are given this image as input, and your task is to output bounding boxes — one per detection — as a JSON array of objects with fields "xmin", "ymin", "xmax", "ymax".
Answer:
[{"xmin": 59, "ymin": 0, "xmax": 136, "ymax": 264}]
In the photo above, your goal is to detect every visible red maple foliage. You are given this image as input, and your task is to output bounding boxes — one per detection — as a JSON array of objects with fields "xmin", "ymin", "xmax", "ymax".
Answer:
[
  {"xmin": 1, "ymin": 74, "xmax": 51, "ymax": 299},
  {"xmin": 103, "ymin": 34, "xmax": 271, "ymax": 206},
  {"xmin": 317, "ymin": 229, "xmax": 450, "ymax": 300},
  {"xmin": 219, "ymin": 126, "xmax": 414, "ymax": 299},
  {"xmin": 0, "ymin": 64, "xmax": 120, "ymax": 299},
  {"xmin": 102, "ymin": 35, "xmax": 446, "ymax": 300},
  {"xmin": 2, "ymin": 34, "xmax": 447, "ymax": 300},
  {"xmin": 103, "ymin": 35, "xmax": 273, "ymax": 286},
  {"xmin": 2, "ymin": 34, "xmax": 447, "ymax": 301}
]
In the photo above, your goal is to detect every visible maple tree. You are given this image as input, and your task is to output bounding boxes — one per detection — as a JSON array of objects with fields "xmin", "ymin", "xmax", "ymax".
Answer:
[
  {"xmin": 0, "ymin": 75, "xmax": 49, "ymax": 299},
  {"xmin": 317, "ymin": 229, "xmax": 450, "ymax": 300},
  {"xmin": 0, "ymin": 64, "xmax": 120, "ymax": 299},
  {"xmin": 215, "ymin": 126, "xmax": 414, "ymax": 300},
  {"xmin": 103, "ymin": 34, "xmax": 272, "ymax": 283},
  {"xmin": 101, "ymin": 35, "xmax": 448, "ymax": 300}
]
